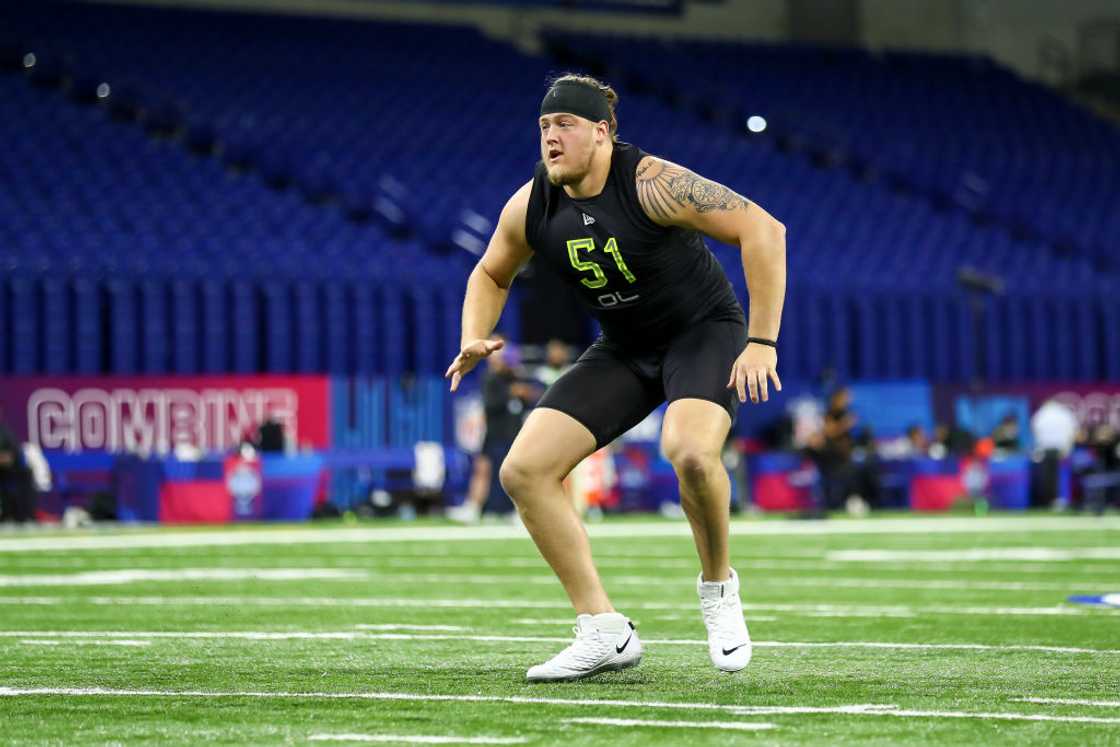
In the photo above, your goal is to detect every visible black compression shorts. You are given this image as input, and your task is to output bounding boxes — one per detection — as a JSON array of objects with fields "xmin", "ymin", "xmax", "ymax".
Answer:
[{"xmin": 536, "ymin": 315, "xmax": 748, "ymax": 448}]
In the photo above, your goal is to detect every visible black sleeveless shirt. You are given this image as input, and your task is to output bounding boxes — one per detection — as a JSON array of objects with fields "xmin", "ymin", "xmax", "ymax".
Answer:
[{"xmin": 525, "ymin": 141, "xmax": 742, "ymax": 352}]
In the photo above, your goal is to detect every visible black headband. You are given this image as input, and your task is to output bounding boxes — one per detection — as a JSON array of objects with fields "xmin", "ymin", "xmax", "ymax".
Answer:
[{"xmin": 540, "ymin": 81, "xmax": 611, "ymax": 125}]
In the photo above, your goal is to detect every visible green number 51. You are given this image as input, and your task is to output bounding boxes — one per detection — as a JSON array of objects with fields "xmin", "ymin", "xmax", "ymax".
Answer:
[{"xmin": 566, "ymin": 237, "xmax": 636, "ymax": 289}]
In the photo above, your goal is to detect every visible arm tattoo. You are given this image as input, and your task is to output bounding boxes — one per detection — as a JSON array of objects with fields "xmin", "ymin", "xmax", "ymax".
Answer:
[{"xmin": 636, "ymin": 158, "xmax": 749, "ymax": 222}]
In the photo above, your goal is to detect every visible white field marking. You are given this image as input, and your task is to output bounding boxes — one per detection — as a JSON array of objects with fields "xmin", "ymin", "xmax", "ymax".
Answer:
[
  {"xmin": 508, "ymin": 615, "xmax": 780, "ymax": 625},
  {"xmin": 510, "ymin": 618, "xmax": 585, "ymax": 626},
  {"xmin": 724, "ymin": 705, "xmax": 1120, "ymax": 725},
  {"xmin": 0, "ymin": 685, "xmax": 888, "ymax": 714},
  {"xmin": 563, "ymin": 717, "xmax": 775, "ymax": 732},
  {"xmin": 853, "ymin": 709, "xmax": 1120, "ymax": 725},
  {"xmin": 309, "ymin": 735, "xmax": 527, "ymax": 745},
  {"xmin": 4, "ymin": 688, "xmax": 1119, "ymax": 727},
  {"xmin": 802, "ymin": 610, "xmax": 916, "ymax": 618},
  {"xmin": 2, "ymin": 596, "xmax": 1111, "ymax": 619},
  {"xmin": 1014, "ymin": 698, "xmax": 1120, "ymax": 708},
  {"xmin": 830, "ymin": 547, "xmax": 1120, "ymax": 562},
  {"xmin": 747, "ymin": 603, "xmax": 1096, "ymax": 617},
  {"xmin": 0, "ymin": 631, "xmax": 1113, "ymax": 655},
  {"xmin": 743, "ymin": 577, "xmax": 1086, "ymax": 592},
  {"xmin": 308, "ymin": 556, "xmax": 1120, "ymax": 576},
  {"xmin": 0, "ymin": 631, "xmax": 373, "ymax": 641},
  {"xmin": 0, "ymin": 516, "xmax": 1116, "ymax": 553},
  {"xmin": 19, "ymin": 639, "xmax": 150, "ymax": 647},
  {"xmin": 750, "ymin": 640, "xmax": 1117, "ymax": 655},
  {"xmin": 354, "ymin": 624, "xmax": 467, "ymax": 632},
  {"xmin": 2, "ymin": 568, "xmax": 1101, "ymax": 593},
  {"xmin": 50, "ymin": 569, "xmax": 1079, "ymax": 593},
  {"xmin": 382, "ymin": 573, "xmax": 1103, "ymax": 592},
  {"xmin": 0, "ymin": 569, "xmax": 367, "ymax": 587}
]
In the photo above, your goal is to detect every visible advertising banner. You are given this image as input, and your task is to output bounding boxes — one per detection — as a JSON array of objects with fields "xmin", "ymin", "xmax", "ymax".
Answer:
[{"xmin": 0, "ymin": 376, "xmax": 331, "ymax": 455}]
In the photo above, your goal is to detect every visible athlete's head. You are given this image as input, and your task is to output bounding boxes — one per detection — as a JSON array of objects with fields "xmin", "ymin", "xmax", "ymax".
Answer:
[{"xmin": 538, "ymin": 74, "xmax": 618, "ymax": 187}]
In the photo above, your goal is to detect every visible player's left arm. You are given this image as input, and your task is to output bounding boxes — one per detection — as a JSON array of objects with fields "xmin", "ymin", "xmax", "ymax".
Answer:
[{"xmin": 635, "ymin": 156, "xmax": 786, "ymax": 404}]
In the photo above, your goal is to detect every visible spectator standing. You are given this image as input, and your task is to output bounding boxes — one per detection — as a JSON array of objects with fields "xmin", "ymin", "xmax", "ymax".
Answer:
[
  {"xmin": 448, "ymin": 336, "xmax": 541, "ymax": 521},
  {"xmin": 1030, "ymin": 399, "xmax": 1078, "ymax": 508},
  {"xmin": 0, "ymin": 410, "xmax": 36, "ymax": 523}
]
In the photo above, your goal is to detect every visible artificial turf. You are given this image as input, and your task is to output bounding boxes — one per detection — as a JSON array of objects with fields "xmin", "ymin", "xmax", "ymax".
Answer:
[{"xmin": 1, "ymin": 514, "xmax": 1118, "ymax": 746}]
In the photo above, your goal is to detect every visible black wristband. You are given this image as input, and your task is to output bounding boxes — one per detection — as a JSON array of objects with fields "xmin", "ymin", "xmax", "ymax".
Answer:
[{"xmin": 747, "ymin": 337, "xmax": 777, "ymax": 348}]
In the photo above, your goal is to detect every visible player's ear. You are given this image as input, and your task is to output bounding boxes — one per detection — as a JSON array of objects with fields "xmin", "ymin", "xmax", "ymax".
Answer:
[{"xmin": 595, "ymin": 120, "xmax": 609, "ymax": 144}]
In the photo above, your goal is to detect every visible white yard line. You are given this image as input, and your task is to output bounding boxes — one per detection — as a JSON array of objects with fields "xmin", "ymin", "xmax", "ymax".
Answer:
[
  {"xmin": 3, "ymin": 570, "xmax": 1086, "ymax": 592},
  {"xmin": 19, "ymin": 639, "xmax": 150, "ymax": 647},
  {"xmin": 830, "ymin": 547, "xmax": 1120, "ymax": 562},
  {"xmin": 0, "ymin": 569, "xmax": 367, "ymax": 587},
  {"xmin": 739, "ymin": 577, "xmax": 1092, "ymax": 592},
  {"xmin": 354, "ymin": 625, "xmax": 468, "ymax": 632},
  {"xmin": 309, "ymin": 735, "xmax": 527, "ymax": 745},
  {"xmin": 0, "ymin": 596, "xmax": 1111, "ymax": 619},
  {"xmin": 563, "ymin": 717, "xmax": 775, "ymax": 731},
  {"xmin": 0, "ymin": 568, "xmax": 1100, "ymax": 593},
  {"xmin": 725, "ymin": 704, "xmax": 1120, "ymax": 725},
  {"xmin": 0, "ymin": 631, "xmax": 1113, "ymax": 655},
  {"xmin": 0, "ymin": 516, "xmax": 1115, "ymax": 553},
  {"xmin": 507, "ymin": 615, "xmax": 775, "ymax": 625},
  {"xmin": 2, "ymin": 687, "xmax": 1118, "ymax": 726},
  {"xmin": 84, "ymin": 596, "xmax": 575, "ymax": 609},
  {"xmin": 1014, "ymin": 698, "xmax": 1120, "ymax": 708},
  {"xmin": 860, "ymin": 708, "xmax": 1120, "ymax": 725},
  {"xmin": 323, "ymin": 556, "xmax": 1120, "ymax": 576}
]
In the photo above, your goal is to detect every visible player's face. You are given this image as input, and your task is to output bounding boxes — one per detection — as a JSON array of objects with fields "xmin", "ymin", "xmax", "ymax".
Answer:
[{"xmin": 539, "ymin": 113, "xmax": 600, "ymax": 186}]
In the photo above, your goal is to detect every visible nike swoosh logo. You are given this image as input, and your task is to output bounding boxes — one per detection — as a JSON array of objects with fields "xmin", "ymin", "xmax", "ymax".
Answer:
[
  {"xmin": 616, "ymin": 633, "xmax": 633, "ymax": 654},
  {"xmin": 722, "ymin": 644, "xmax": 748, "ymax": 656}
]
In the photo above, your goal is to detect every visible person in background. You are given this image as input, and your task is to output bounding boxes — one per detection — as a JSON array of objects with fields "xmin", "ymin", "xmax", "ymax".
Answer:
[
  {"xmin": 819, "ymin": 387, "xmax": 857, "ymax": 511},
  {"xmin": 905, "ymin": 424, "xmax": 930, "ymax": 457},
  {"xmin": 533, "ymin": 339, "xmax": 574, "ymax": 387},
  {"xmin": 256, "ymin": 416, "xmax": 286, "ymax": 453},
  {"xmin": 1030, "ymin": 398, "xmax": 1078, "ymax": 509},
  {"xmin": 448, "ymin": 335, "xmax": 542, "ymax": 522},
  {"xmin": 1086, "ymin": 424, "xmax": 1120, "ymax": 511},
  {"xmin": 0, "ymin": 409, "xmax": 36, "ymax": 523},
  {"xmin": 991, "ymin": 413, "xmax": 1021, "ymax": 454}
]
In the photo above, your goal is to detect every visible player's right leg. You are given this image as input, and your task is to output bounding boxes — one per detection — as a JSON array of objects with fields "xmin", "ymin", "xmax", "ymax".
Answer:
[
  {"xmin": 501, "ymin": 408, "xmax": 639, "ymax": 681},
  {"xmin": 501, "ymin": 343, "xmax": 660, "ymax": 681},
  {"xmin": 500, "ymin": 407, "xmax": 605, "ymax": 611}
]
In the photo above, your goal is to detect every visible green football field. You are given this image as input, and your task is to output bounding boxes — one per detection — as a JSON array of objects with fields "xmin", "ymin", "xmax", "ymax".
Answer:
[{"xmin": 1, "ymin": 514, "xmax": 1118, "ymax": 746}]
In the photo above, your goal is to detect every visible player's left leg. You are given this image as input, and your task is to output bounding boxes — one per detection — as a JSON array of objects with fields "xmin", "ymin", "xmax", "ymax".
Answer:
[
  {"xmin": 661, "ymin": 316, "xmax": 752, "ymax": 672},
  {"xmin": 660, "ymin": 398, "xmax": 733, "ymax": 582}
]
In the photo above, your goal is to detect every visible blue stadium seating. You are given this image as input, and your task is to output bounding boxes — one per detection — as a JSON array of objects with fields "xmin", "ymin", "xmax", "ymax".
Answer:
[
  {"xmin": 543, "ymin": 33, "xmax": 1120, "ymax": 271},
  {"xmin": 0, "ymin": 1, "xmax": 1116, "ymax": 382}
]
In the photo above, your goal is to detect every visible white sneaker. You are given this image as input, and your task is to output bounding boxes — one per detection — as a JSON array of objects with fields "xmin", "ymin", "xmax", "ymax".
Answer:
[
  {"xmin": 526, "ymin": 612, "xmax": 641, "ymax": 682},
  {"xmin": 697, "ymin": 568, "xmax": 752, "ymax": 672},
  {"xmin": 445, "ymin": 502, "xmax": 480, "ymax": 525}
]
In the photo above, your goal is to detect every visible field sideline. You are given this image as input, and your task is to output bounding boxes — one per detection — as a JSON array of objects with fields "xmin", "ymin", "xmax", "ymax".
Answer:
[{"xmin": 1, "ymin": 514, "xmax": 1118, "ymax": 745}]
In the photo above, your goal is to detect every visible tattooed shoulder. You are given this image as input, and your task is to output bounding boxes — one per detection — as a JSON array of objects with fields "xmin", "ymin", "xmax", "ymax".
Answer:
[{"xmin": 636, "ymin": 157, "xmax": 749, "ymax": 222}]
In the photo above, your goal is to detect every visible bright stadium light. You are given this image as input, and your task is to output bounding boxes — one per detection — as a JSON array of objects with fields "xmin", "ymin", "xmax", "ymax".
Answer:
[{"xmin": 746, "ymin": 115, "xmax": 767, "ymax": 133}]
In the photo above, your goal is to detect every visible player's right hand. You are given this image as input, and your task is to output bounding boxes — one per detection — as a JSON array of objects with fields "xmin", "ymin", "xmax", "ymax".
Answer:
[{"xmin": 444, "ymin": 338, "xmax": 505, "ymax": 392}]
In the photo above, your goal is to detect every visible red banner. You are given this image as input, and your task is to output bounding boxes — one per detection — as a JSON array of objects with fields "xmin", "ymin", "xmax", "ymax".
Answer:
[{"xmin": 0, "ymin": 376, "xmax": 331, "ymax": 454}]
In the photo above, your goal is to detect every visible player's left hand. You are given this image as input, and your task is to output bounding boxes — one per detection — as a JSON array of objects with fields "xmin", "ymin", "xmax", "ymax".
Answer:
[{"xmin": 727, "ymin": 343, "xmax": 781, "ymax": 404}]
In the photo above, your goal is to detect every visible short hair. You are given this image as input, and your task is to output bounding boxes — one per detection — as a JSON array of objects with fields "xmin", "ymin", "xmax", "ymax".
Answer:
[{"xmin": 547, "ymin": 72, "xmax": 619, "ymax": 142}]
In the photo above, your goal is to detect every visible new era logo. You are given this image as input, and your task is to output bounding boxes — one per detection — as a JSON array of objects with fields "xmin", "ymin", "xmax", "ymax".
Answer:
[{"xmin": 582, "ymin": 213, "xmax": 596, "ymax": 226}]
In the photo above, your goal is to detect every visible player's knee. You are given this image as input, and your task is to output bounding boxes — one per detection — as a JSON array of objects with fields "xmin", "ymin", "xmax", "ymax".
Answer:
[
  {"xmin": 665, "ymin": 446, "xmax": 718, "ymax": 485},
  {"xmin": 498, "ymin": 455, "xmax": 536, "ymax": 501}
]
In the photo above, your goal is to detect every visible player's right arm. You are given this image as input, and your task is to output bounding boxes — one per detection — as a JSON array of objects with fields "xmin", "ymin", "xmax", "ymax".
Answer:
[{"xmin": 445, "ymin": 180, "xmax": 534, "ymax": 392}]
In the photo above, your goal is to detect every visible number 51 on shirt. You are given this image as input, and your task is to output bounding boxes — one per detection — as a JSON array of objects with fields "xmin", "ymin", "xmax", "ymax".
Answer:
[{"xmin": 566, "ymin": 237, "xmax": 637, "ymax": 289}]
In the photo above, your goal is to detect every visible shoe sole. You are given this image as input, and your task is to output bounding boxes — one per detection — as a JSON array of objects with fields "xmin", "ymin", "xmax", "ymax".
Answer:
[
  {"xmin": 526, "ymin": 654, "xmax": 642, "ymax": 683},
  {"xmin": 716, "ymin": 662, "xmax": 750, "ymax": 673}
]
